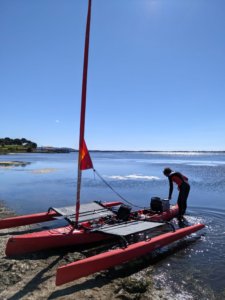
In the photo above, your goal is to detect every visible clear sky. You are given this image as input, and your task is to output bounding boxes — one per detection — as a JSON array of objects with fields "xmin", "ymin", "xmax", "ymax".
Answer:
[{"xmin": 1, "ymin": 0, "xmax": 225, "ymax": 151}]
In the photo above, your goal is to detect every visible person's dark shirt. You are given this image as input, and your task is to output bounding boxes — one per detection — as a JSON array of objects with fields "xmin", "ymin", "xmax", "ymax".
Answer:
[{"xmin": 168, "ymin": 172, "xmax": 188, "ymax": 199}]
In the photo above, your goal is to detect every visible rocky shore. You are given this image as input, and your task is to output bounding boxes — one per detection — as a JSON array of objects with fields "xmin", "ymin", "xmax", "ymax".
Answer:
[{"xmin": 0, "ymin": 202, "xmax": 173, "ymax": 300}]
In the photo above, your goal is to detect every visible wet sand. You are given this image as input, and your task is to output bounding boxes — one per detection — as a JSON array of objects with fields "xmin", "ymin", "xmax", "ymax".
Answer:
[{"xmin": 0, "ymin": 202, "xmax": 172, "ymax": 300}]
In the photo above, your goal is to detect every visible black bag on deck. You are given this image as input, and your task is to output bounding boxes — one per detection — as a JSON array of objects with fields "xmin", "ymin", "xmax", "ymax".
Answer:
[
  {"xmin": 117, "ymin": 204, "xmax": 131, "ymax": 221},
  {"xmin": 150, "ymin": 197, "xmax": 170, "ymax": 212},
  {"xmin": 150, "ymin": 197, "xmax": 163, "ymax": 212}
]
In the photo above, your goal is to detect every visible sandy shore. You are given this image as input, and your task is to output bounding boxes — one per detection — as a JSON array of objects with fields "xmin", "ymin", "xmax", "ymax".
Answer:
[{"xmin": 0, "ymin": 202, "xmax": 173, "ymax": 300}]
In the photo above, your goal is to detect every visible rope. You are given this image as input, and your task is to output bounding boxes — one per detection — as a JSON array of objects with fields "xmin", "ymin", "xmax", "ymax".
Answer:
[{"xmin": 93, "ymin": 168, "xmax": 145, "ymax": 209}]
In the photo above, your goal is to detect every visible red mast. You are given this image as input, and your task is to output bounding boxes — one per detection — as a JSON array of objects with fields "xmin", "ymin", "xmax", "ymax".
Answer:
[{"xmin": 76, "ymin": 0, "xmax": 92, "ymax": 226}]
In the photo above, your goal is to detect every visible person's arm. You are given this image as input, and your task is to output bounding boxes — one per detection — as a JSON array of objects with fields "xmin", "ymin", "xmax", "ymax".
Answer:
[{"xmin": 168, "ymin": 176, "xmax": 173, "ymax": 199}]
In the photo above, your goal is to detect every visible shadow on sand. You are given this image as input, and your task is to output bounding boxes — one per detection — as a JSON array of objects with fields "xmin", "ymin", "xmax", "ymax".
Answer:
[{"xmin": 7, "ymin": 255, "xmax": 64, "ymax": 300}]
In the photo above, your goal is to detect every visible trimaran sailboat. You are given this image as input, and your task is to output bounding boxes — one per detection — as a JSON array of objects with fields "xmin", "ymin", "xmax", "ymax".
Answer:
[{"xmin": 0, "ymin": 0, "xmax": 204, "ymax": 286}]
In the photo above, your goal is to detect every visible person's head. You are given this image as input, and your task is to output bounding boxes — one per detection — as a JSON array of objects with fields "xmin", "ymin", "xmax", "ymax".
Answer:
[{"xmin": 163, "ymin": 167, "xmax": 172, "ymax": 177}]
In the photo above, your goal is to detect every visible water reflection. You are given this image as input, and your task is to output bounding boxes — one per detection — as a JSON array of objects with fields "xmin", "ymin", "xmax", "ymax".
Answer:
[{"xmin": 31, "ymin": 168, "xmax": 58, "ymax": 174}]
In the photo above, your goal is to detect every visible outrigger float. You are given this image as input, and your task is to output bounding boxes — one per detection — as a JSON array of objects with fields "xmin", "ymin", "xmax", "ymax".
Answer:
[
  {"xmin": 56, "ymin": 222, "xmax": 204, "ymax": 286},
  {"xmin": 1, "ymin": 0, "xmax": 205, "ymax": 286}
]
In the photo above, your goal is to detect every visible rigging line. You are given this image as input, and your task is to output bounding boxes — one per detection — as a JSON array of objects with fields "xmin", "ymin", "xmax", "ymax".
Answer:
[{"xmin": 93, "ymin": 168, "xmax": 145, "ymax": 209}]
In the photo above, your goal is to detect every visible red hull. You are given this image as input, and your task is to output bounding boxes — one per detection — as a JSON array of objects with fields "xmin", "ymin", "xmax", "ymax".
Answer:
[
  {"xmin": 5, "ymin": 205, "xmax": 178, "ymax": 257},
  {"xmin": 0, "ymin": 211, "xmax": 58, "ymax": 230},
  {"xmin": 56, "ymin": 223, "xmax": 205, "ymax": 286},
  {"xmin": 145, "ymin": 204, "xmax": 178, "ymax": 222},
  {"xmin": 5, "ymin": 225, "xmax": 110, "ymax": 257}
]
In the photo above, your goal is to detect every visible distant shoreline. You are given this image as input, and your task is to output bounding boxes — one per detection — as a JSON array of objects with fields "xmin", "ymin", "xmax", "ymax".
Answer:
[
  {"xmin": 0, "ymin": 149, "xmax": 225, "ymax": 155},
  {"xmin": 63, "ymin": 149, "xmax": 225, "ymax": 153}
]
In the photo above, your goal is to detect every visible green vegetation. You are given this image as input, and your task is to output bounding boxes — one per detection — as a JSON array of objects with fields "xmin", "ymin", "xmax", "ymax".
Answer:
[{"xmin": 0, "ymin": 138, "xmax": 37, "ymax": 154}]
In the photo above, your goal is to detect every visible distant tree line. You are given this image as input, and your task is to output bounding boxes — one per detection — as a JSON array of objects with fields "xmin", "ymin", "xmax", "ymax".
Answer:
[{"xmin": 0, "ymin": 137, "xmax": 37, "ymax": 152}]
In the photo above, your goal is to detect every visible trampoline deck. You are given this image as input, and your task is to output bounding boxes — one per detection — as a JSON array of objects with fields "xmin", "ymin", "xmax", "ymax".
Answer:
[
  {"xmin": 50, "ymin": 202, "xmax": 115, "ymax": 223},
  {"xmin": 93, "ymin": 220, "xmax": 164, "ymax": 237}
]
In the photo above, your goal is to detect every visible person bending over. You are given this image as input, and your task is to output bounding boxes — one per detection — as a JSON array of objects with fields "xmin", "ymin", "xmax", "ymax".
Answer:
[{"xmin": 163, "ymin": 167, "xmax": 190, "ymax": 221}]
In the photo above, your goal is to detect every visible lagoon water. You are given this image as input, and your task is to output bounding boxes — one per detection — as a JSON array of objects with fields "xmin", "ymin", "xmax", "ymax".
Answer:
[{"xmin": 0, "ymin": 152, "xmax": 225, "ymax": 299}]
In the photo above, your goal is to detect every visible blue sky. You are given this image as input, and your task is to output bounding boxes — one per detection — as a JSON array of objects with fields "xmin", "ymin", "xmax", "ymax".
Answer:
[{"xmin": 1, "ymin": 0, "xmax": 225, "ymax": 151}]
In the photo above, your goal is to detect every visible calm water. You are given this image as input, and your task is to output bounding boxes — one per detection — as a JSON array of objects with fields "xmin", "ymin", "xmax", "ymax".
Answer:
[{"xmin": 0, "ymin": 152, "xmax": 225, "ymax": 299}]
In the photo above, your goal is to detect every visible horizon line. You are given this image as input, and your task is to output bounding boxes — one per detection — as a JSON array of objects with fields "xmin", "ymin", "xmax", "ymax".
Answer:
[{"xmin": 38, "ymin": 147, "xmax": 225, "ymax": 153}]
